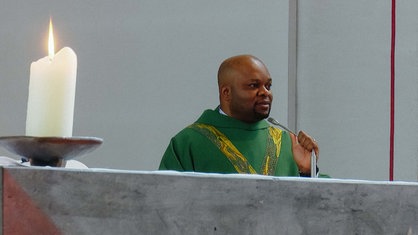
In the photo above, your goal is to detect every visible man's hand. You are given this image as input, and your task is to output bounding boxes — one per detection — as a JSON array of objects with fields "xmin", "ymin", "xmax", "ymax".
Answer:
[{"xmin": 289, "ymin": 130, "xmax": 319, "ymax": 174}]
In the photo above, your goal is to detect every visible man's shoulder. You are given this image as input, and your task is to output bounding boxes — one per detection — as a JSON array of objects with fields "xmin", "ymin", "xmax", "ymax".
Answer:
[
  {"xmin": 171, "ymin": 109, "xmax": 219, "ymax": 136},
  {"xmin": 173, "ymin": 124, "xmax": 205, "ymax": 138}
]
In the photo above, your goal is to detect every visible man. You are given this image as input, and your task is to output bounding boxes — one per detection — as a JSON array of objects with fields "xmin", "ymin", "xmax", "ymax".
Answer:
[{"xmin": 159, "ymin": 55, "xmax": 319, "ymax": 177}]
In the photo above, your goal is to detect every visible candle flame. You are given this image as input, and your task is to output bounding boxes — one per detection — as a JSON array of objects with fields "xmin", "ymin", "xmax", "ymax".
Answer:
[{"xmin": 48, "ymin": 18, "xmax": 55, "ymax": 60}]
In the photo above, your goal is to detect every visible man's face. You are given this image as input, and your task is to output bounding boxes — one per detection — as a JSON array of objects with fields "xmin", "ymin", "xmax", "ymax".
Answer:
[{"xmin": 228, "ymin": 61, "xmax": 273, "ymax": 123}]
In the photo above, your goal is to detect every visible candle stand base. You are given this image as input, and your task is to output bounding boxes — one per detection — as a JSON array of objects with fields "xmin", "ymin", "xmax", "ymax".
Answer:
[{"xmin": 0, "ymin": 136, "xmax": 103, "ymax": 167}]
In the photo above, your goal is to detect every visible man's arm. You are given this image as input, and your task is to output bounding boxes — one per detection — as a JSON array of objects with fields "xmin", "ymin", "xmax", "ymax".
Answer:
[{"xmin": 158, "ymin": 139, "xmax": 185, "ymax": 171}]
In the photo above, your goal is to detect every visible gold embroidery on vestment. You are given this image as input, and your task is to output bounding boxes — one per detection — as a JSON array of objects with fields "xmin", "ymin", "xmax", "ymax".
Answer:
[
  {"xmin": 190, "ymin": 124, "xmax": 282, "ymax": 175},
  {"xmin": 261, "ymin": 127, "xmax": 282, "ymax": 175}
]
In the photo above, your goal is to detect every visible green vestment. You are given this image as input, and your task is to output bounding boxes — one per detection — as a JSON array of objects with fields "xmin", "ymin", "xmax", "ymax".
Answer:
[{"xmin": 159, "ymin": 109, "xmax": 300, "ymax": 176}]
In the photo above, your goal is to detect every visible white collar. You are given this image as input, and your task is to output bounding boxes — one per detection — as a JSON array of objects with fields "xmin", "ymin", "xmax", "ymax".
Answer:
[{"xmin": 219, "ymin": 107, "xmax": 228, "ymax": 116}]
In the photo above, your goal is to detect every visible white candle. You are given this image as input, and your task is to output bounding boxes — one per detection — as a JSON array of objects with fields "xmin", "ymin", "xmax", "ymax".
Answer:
[{"xmin": 25, "ymin": 20, "xmax": 77, "ymax": 137}]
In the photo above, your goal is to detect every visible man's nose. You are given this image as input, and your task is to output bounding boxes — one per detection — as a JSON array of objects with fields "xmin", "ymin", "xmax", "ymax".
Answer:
[{"xmin": 257, "ymin": 85, "xmax": 270, "ymax": 96}]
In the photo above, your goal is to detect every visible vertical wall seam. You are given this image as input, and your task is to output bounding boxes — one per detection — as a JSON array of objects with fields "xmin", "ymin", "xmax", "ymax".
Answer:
[
  {"xmin": 390, "ymin": 0, "xmax": 396, "ymax": 181},
  {"xmin": 288, "ymin": 0, "xmax": 298, "ymax": 131}
]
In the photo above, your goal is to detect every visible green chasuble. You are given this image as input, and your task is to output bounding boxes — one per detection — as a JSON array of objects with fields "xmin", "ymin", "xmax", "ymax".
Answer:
[{"xmin": 159, "ymin": 109, "xmax": 300, "ymax": 176}]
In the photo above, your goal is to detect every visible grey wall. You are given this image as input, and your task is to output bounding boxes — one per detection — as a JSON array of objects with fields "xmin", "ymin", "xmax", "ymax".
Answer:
[
  {"xmin": 297, "ymin": 1, "xmax": 418, "ymax": 181},
  {"xmin": 0, "ymin": 1, "xmax": 290, "ymax": 170},
  {"xmin": 1, "ymin": 1, "xmax": 418, "ymax": 181}
]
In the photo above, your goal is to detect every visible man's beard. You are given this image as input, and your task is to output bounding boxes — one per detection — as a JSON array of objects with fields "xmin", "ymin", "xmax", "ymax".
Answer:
[{"xmin": 253, "ymin": 108, "xmax": 270, "ymax": 121}]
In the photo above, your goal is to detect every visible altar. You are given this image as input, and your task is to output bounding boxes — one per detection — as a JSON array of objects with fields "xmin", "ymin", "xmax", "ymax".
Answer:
[{"xmin": 2, "ymin": 167, "xmax": 417, "ymax": 234}]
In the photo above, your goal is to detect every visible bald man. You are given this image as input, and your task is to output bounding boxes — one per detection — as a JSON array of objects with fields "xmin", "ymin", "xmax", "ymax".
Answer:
[{"xmin": 159, "ymin": 55, "xmax": 320, "ymax": 177}]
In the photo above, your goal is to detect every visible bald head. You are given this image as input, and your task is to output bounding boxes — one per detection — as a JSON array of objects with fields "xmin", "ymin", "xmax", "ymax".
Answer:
[
  {"xmin": 217, "ymin": 55, "xmax": 266, "ymax": 87},
  {"xmin": 217, "ymin": 55, "xmax": 273, "ymax": 123}
]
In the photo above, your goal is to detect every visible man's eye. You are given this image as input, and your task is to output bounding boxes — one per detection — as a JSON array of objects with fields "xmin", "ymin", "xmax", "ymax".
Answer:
[
  {"xmin": 266, "ymin": 84, "xmax": 272, "ymax": 90},
  {"xmin": 249, "ymin": 83, "xmax": 258, "ymax": 88}
]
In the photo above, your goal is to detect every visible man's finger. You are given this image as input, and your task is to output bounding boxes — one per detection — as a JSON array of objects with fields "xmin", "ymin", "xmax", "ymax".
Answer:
[{"xmin": 289, "ymin": 131, "xmax": 297, "ymax": 148}]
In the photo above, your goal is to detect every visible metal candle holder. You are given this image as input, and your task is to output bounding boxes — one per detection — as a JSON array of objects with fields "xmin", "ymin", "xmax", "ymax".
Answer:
[{"xmin": 0, "ymin": 136, "xmax": 103, "ymax": 167}]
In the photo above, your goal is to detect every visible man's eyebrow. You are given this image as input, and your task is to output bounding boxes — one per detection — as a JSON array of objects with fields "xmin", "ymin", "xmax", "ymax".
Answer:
[
  {"xmin": 263, "ymin": 78, "xmax": 273, "ymax": 83},
  {"xmin": 247, "ymin": 78, "xmax": 272, "ymax": 83}
]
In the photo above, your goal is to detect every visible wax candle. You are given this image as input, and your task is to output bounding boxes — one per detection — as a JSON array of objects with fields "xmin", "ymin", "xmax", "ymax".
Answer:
[{"xmin": 25, "ymin": 20, "xmax": 77, "ymax": 137}]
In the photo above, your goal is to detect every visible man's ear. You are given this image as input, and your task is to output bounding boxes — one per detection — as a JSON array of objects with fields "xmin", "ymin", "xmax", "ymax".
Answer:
[{"xmin": 220, "ymin": 86, "xmax": 231, "ymax": 101}]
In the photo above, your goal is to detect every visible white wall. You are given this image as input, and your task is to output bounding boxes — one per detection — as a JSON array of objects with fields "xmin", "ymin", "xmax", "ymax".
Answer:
[
  {"xmin": 297, "ymin": 0, "xmax": 418, "ymax": 181},
  {"xmin": 392, "ymin": 0, "xmax": 418, "ymax": 181},
  {"xmin": 0, "ymin": 1, "xmax": 290, "ymax": 170}
]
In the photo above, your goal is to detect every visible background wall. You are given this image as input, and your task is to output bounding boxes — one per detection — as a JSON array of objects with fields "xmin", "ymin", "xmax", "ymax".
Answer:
[
  {"xmin": 0, "ymin": 1, "xmax": 290, "ymax": 171},
  {"xmin": 297, "ymin": 0, "xmax": 418, "ymax": 181},
  {"xmin": 1, "ymin": 1, "xmax": 417, "ymax": 181}
]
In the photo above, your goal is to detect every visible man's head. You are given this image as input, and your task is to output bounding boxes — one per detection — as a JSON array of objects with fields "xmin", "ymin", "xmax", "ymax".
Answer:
[{"xmin": 218, "ymin": 55, "xmax": 273, "ymax": 123}]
